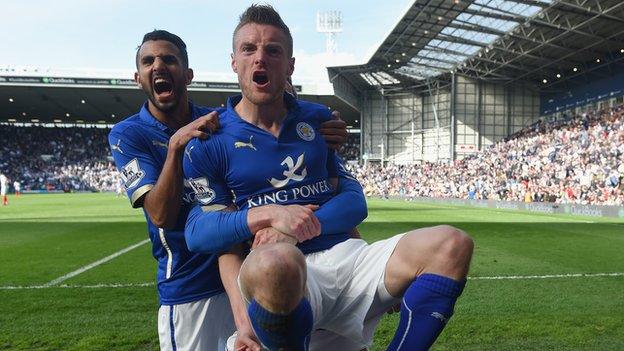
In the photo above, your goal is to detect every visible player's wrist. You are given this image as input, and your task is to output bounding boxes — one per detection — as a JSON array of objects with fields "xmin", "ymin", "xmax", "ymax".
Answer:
[
  {"xmin": 167, "ymin": 137, "xmax": 185, "ymax": 153},
  {"xmin": 247, "ymin": 205, "xmax": 277, "ymax": 235}
]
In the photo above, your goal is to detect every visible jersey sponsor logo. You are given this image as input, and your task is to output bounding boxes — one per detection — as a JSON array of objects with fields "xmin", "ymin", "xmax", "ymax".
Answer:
[
  {"xmin": 111, "ymin": 139, "xmax": 124, "ymax": 154},
  {"xmin": 234, "ymin": 136, "xmax": 257, "ymax": 151},
  {"xmin": 187, "ymin": 177, "xmax": 216, "ymax": 205},
  {"xmin": 269, "ymin": 153, "xmax": 307, "ymax": 188},
  {"xmin": 296, "ymin": 122, "xmax": 315, "ymax": 141},
  {"xmin": 120, "ymin": 158, "xmax": 145, "ymax": 189},
  {"xmin": 152, "ymin": 140, "xmax": 168, "ymax": 149},
  {"xmin": 247, "ymin": 179, "xmax": 332, "ymax": 207}
]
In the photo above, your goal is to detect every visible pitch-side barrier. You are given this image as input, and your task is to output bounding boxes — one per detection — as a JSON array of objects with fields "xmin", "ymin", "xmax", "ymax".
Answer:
[{"xmin": 384, "ymin": 196, "xmax": 624, "ymax": 219}]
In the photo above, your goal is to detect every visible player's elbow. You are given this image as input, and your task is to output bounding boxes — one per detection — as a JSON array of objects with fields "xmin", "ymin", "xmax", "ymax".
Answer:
[
  {"xmin": 354, "ymin": 198, "xmax": 368, "ymax": 223},
  {"xmin": 185, "ymin": 225, "xmax": 212, "ymax": 253},
  {"xmin": 150, "ymin": 214, "xmax": 176, "ymax": 229},
  {"xmin": 186, "ymin": 236, "xmax": 205, "ymax": 253}
]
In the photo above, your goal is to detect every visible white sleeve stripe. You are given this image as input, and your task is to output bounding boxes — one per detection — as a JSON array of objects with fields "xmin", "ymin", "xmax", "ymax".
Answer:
[{"xmin": 158, "ymin": 228, "xmax": 173, "ymax": 279}]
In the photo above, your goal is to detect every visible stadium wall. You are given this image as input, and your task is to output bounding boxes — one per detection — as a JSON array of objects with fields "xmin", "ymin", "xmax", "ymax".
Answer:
[
  {"xmin": 358, "ymin": 76, "xmax": 539, "ymax": 164},
  {"xmin": 386, "ymin": 196, "xmax": 624, "ymax": 219}
]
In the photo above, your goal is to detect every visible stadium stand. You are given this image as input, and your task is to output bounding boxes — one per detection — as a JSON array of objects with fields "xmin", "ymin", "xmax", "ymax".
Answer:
[
  {"xmin": 0, "ymin": 125, "xmax": 118, "ymax": 192},
  {"xmin": 339, "ymin": 133, "xmax": 360, "ymax": 160},
  {"xmin": 349, "ymin": 104, "xmax": 624, "ymax": 205},
  {"xmin": 1, "ymin": 101, "xmax": 621, "ymax": 206}
]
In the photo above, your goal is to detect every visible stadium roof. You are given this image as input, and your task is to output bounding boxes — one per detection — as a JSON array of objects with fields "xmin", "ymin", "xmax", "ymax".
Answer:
[
  {"xmin": 0, "ymin": 71, "xmax": 359, "ymax": 126},
  {"xmin": 328, "ymin": 0, "xmax": 624, "ymax": 91}
]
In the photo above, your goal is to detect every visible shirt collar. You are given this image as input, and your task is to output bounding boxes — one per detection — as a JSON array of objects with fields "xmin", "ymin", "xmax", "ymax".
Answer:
[
  {"xmin": 139, "ymin": 101, "xmax": 199, "ymax": 134},
  {"xmin": 226, "ymin": 92, "xmax": 299, "ymax": 119}
]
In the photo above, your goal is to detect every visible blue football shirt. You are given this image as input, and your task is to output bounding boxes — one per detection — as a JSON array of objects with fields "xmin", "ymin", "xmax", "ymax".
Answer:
[
  {"xmin": 108, "ymin": 102, "xmax": 224, "ymax": 305},
  {"xmin": 183, "ymin": 94, "xmax": 367, "ymax": 254}
]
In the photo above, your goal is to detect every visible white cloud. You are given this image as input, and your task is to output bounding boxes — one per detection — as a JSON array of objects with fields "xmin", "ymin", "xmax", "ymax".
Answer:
[{"xmin": 292, "ymin": 50, "xmax": 361, "ymax": 84}]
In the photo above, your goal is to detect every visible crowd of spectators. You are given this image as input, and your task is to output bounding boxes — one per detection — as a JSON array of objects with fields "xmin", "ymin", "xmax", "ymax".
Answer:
[
  {"xmin": 0, "ymin": 125, "xmax": 119, "ymax": 192},
  {"xmin": 338, "ymin": 134, "xmax": 360, "ymax": 160},
  {"xmin": 1, "ymin": 103, "xmax": 623, "ymax": 206},
  {"xmin": 348, "ymin": 104, "xmax": 624, "ymax": 206}
]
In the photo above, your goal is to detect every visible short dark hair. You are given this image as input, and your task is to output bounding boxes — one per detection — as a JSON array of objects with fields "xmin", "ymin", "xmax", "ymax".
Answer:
[
  {"xmin": 136, "ymin": 30, "xmax": 189, "ymax": 68},
  {"xmin": 233, "ymin": 4, "xmax": 293, "ymax": 56}
]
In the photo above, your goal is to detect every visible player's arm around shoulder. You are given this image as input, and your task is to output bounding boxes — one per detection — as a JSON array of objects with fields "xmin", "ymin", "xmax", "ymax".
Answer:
[
  {"xmin": 319, "ymin": 110, "xmax": 348, "ymax": 150},
  {"xmin": 144, "ymin": 111, "xmax": 219, "ymax": 228}
]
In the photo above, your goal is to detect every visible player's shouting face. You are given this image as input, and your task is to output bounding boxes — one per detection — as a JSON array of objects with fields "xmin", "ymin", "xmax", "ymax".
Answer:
[
  {"xmin": 232, "ymin": 23, "xmax": 294, "ymax": 106},
  {"xmin": 135, "ymin": 40, "xmax": 193, "ymax": 113}
]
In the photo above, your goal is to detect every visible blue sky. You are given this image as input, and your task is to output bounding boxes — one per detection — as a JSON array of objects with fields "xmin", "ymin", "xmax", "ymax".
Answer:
[{"xmin": 1, "ymin": 1, "xmax": 412, "ymax": 81}]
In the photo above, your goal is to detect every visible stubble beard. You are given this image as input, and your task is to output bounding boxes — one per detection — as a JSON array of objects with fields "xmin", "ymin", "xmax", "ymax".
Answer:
[{"xmin": 143, "ymin": 84, "xmax": 180, "ymax": 113}]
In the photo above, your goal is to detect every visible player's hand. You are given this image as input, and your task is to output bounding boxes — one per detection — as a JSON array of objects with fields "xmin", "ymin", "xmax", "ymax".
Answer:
[
  {"xmin": 320, "ymin": 110, "xmax": 348, "ymax": 150},
  {"xmin": 234, "ymin": 327, "xmax": 262, "ymax": 351},
  {"xmin": 268, "ymin": 204, "xmax": 320, "ymax": 242},
  {"xmin": 169, "ymin": 111, "xmax": 220, "ymax": 152},
  {"xmin": 252, "ymin": 227, "xmax": 297, "ymax": 249}
]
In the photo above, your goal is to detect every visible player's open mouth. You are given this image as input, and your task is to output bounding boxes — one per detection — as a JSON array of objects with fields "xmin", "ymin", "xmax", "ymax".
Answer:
[
  {"xmin": 153, "ymin": 77, "xmax": 174, "ymax": 98},
  {"xmin": 253, "ymin": 71, "xmax": 269, "ymax": 87}
]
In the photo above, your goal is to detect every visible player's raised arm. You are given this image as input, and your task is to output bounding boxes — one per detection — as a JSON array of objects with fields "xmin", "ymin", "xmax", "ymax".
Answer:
[{"xmin": 142, "ymin": 111, "xmax": 219, "ymax": 228}]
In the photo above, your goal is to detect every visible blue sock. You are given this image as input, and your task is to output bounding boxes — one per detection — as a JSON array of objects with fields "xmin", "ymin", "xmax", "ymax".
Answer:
[
  {"xmin": 248, "ymin": 298, "xmax": 313, "ymax": 351},
  {"xmin": 387, "ymin": 273, "xmax": 466, "ymax": 351}
]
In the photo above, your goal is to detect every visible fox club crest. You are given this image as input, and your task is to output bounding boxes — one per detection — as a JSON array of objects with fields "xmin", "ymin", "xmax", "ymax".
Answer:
[{"xmin": 296, "ymin": 122, "xmax": 315, "ymax": 141}]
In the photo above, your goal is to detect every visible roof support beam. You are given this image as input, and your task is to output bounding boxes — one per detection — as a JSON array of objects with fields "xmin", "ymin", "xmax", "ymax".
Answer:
[
  {"xmin": 506, "ymin": 26, "xmax": 624, "ymax": 84},
  {"xmin": 556, "ymin": 0, "xmax": 624, "ymax": 24},
  {"xmin": 381, "ymin": 0, "xmax": 439, "ymax": 58},
  {"xmin": 489, "ymin": 1, "xmax": 624, "ymax": 77},
  {"xmin": 460, "ymin": 7, "xmax": 527, "ymax": 23}
]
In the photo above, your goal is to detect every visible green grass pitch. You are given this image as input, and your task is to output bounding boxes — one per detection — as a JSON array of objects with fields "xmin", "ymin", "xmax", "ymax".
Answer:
[{"xmin": 1, "ymin": 193, "xmax": 623, "ymax": 350}]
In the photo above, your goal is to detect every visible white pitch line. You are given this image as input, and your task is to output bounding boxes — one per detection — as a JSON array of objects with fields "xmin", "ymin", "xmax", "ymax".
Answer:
[
  {"xmin": 470, "ymin": 272, "xmax": 624, "ymax": 280},
  {"xmin": 2, "ymin": 272, "xmax": 622, "ymax": 290},
  {"xmin": 43, "ymin": 239, "xmax": 150, "ymax": 287},
  {"xmin": 0, "ymin": 282, "xmax": 155, "ymax": 290}
]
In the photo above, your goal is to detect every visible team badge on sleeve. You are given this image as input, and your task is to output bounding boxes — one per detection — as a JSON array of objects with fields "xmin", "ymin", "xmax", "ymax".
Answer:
[
  {"xmin": 187, "ymin": 177, "xmax": 216, "ymax": 205},
  {"xmin": 120, "ymin": 158, "xmax": 145, "ymax": 189},
  {"xmin": 296, "ymin": 122, "xmax": 315, "ymax": 141}
]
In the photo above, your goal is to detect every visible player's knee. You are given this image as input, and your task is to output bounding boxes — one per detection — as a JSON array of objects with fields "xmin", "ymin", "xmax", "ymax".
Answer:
[{"xmin": 436, "ymin": 225, "xmax": 473, "ymax": 264}]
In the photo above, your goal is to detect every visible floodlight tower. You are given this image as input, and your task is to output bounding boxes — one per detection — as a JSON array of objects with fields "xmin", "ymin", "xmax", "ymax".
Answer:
[{"xmin": 316, "ymin": 11, "xmax": 342, "ymax": 54}]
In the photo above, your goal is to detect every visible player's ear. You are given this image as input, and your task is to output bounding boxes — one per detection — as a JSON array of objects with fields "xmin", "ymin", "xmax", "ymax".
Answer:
[
  {"xmin": 231, "ymin": 53, "xmax": 238, "ymax": 73},
  {"xmin": 134, "ymin": 72, "xmax": 140, "ymax": 86},
  {"xmin": 186, "ymin": 68, "xmax": 194, "ymax": 85},
  {"xmin": 287, "ymin": 57, "xmax": 295, "ymax": 77}
]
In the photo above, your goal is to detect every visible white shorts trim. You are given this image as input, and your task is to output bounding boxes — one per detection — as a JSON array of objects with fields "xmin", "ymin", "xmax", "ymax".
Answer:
[
  {"xmin": 232, "ymin": 234, "xmax": 404, "ymax": 349},
  {"xmin": 226, "ymin": 329, "xmax": 368, "ymax": 351},
  {"xmin": 158, "ymin": 293, "xmax": 235, "ymax": 351},
  {"xmin": 305, "ymin": 234, "xmax": 405, "ymax": 346}
]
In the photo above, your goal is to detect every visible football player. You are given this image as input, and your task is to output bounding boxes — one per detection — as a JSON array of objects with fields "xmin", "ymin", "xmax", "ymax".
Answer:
[
  {"xmin": 108, "ymin": 29, "xmax": 348, "ymax": 351},
  {"xmin": 183, "ymin": 5, "xmax": 473, "ymax": 351}
]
